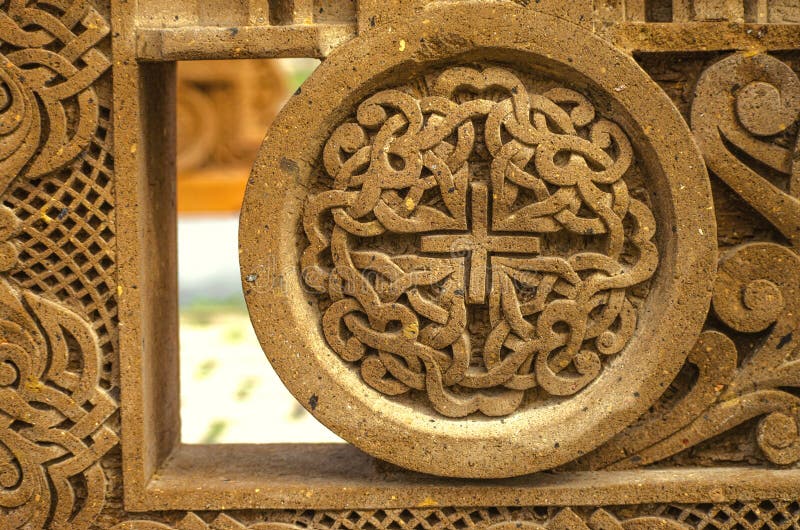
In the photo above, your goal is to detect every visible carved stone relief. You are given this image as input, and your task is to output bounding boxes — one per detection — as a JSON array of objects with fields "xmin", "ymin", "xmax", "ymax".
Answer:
[
  {"xmin": 92, "ymin": 503, "xmax": 800, "ymax": 529},
  {"xmin": 573, "ymin": 51, "xmax": 800, "ymax": 471},
  {"xmin": 0, "ymin": 0, "xmax": 109, "ymax": 188},
  {"xmin": 111, "ymin": 508, "xmax": 693, "ymax": 530},
  {"xmin": 301, "ymin": 65, "xmax": 659, "ymax": 418},
  {"xmin": 239, "ymin": 3, "xmax": 715, "ymax": 478},
  {"xmin": 0, "ymin": 251, "xmax": 118, "ymax": 529},
  {"xmin": 2, "ymin": 0, "xmax": 800, "ymax": 528},
  {"xmin": 0, "ymin": 3, "xmax": 117, "ymax": 529}
]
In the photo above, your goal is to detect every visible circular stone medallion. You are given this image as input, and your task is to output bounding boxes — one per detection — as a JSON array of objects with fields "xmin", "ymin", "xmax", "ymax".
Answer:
[{"xmin": 239, "ymin": 4, "xmax": 716, "ymax": 478}]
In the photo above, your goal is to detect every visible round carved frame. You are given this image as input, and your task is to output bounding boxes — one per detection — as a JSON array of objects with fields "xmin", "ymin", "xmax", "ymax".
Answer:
[{"xmin": 239, "ymin": 3, "xmax": 717, "ymax": 478}]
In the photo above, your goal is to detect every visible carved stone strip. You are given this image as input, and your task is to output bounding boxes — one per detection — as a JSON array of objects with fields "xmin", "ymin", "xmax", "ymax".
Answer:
[
  {"xmin": 0, "ymin": 207, "xmax": 117, "ymax": 529},
  {"xmin": 105, "ymin": 502, "xmax": 800, "ymax": 530},
  {"xmin": 0, "ymin": 1, "xmax": 117, "ymax": 529}
]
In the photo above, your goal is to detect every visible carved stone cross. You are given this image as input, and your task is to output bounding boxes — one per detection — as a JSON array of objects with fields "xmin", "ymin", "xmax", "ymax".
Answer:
[{"xmin": 419, "ymin": 182, "xmax": 542, "ymax": 304}]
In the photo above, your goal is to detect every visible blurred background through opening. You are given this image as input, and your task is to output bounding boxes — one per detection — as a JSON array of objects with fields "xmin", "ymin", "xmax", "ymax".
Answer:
[{"xmin": 176, "ymin": 58, "xmax": 344, "ymax": 444}]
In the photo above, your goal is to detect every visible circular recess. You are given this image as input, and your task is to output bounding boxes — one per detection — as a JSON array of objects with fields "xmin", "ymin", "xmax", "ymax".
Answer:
[{"xmin": 239, "ymin": 3, "xmax": 716, "ymax": 478}]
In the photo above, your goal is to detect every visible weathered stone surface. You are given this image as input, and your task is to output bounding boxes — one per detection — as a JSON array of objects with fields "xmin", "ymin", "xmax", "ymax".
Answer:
[
  {"xmin": 2, "ymin": 0, "xmax": 800, "ymax": 527},
  {"xmin": 240, "ymin": 3, "xmax": 715, "ymax": 478},
  {"xmin": 691, "ymin": 0, "xmax": 744, "ymax": 21}
]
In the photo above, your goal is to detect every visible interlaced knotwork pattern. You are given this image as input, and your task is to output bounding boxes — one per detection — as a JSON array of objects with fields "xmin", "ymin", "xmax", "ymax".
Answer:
[{"xmin": 301, "ymin": 65, "xmax": 658, "ymax": 417}]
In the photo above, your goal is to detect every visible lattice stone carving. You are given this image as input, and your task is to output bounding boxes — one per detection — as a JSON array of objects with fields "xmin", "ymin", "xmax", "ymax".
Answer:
[
  {"xmin": 0, "ymin": 0, "xmax": 116, "ymax": 387},
  {"xmin": 106, "ymin": 501, "xmax": 800, "ymax": 530},
  {"xmin": 291, "ymin": 503, "xmax": 800, "ymax": 530},
  {"xmin": 3, "ymin": 106, "xmax": 117, "ymax": 385}
]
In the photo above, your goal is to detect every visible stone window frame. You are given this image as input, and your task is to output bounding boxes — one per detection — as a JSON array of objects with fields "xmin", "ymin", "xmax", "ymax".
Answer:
[{"xmin": 105, "ymin": 0, "xmax": 800, "ymax": 516}]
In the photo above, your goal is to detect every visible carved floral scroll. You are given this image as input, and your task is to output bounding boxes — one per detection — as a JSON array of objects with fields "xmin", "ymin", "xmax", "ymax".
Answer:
[{"xmin": 579, "ymin": 51, "xmax": 800, "ymax": 469}]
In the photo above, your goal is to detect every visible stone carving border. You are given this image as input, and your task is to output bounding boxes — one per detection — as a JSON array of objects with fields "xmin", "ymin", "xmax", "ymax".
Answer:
[{"xmin": 1, "ymin": 0, "xmax": 800, "ymax": 528}]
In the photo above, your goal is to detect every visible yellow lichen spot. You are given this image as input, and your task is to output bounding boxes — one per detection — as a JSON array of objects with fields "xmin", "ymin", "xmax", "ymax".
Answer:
[
  {"xmin": 130, "ymin": 143, "xmax": 138, "ymax": 154},
  {"xmin": 39, "ymin": 208, "xmax": 53, "ymax": 224},
  {"xmin": 25, "ymin": 377, "xmax": 44, "ymax": 392},
  {"xmin": 419, "ymin": 497, "xmax": 438, "ymax": 507},
  {"xmin": 403, "ymin": 321, "xmax": 419, "ymax": 339},
  {"xmin": 117, "ymin": 285, "xmax": 124, "ymax": 296},
  {"xmin": 404, "ymin": 196, "xmax": 415, "ymax": 210},
  {"xmin": 399, "ymin": 39, "xmax": 406, "ymax": 52}
]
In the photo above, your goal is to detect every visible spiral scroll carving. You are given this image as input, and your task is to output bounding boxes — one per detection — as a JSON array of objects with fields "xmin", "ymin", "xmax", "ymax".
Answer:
[
  {"xmin": 691, "ymin": 53, "xmax": 800, "ymax": 249},
  {"xmin": 583, "ymin": 242, "xmax": 800, "ymax": 469},
  {"xmin": 567, "ymin": 52, "xmax": 800, "ymax": 470},
  {"xmin": 300, "ymin": 65, "xmax": 658, "ymax": 417}
]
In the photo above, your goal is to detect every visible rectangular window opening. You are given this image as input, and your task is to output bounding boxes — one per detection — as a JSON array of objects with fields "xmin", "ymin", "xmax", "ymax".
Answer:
[{"xmin": 174, "ymin": 58, "xmax": 343, "ymax": 445}]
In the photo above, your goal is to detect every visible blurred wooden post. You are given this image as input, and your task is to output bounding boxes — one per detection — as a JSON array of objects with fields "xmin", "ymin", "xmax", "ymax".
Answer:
[{"xmin": 176, "ymin": 60, "xmax": 288, "ymax": 214}]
